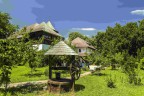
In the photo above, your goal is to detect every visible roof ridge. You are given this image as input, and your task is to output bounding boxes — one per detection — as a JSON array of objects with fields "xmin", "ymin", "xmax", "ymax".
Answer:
[
  {"xmin": 71, "ymin": 37, "xmax": 95, "ymax": 49},
  {"xmin": 47, "ymin": 21, "xmax": 55, "ymax": 30},
  {"xmin": 45, "ymin": 41, "xmax": 78, "ymax": 55}
]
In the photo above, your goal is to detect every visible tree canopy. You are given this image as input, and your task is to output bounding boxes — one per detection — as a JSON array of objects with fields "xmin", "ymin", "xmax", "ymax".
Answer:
[
  {"xmin": 0, "ymin": 12, "xmax": 43, "ymax": 91},
  {"xmin": 68, "ymin": 32, "xmax": 91, "ymax": 43},
  {"xmin": 92, "ymin": 20, "xmax": 144, "ymax": 58},
  {"xmin": 0, "ymin": 12, "xmax": 18, "ymax": 39}
]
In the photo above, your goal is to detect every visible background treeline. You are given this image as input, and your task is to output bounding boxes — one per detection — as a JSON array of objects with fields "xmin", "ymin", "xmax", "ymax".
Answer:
[
  {"xmin": 87, "ymin": 20, "xmax": 144, "ymax": 85},
  {"xmin": 68, "ymin": 20, "xmax": 144, "ymax": 69},
  {"xmin": 92, "ymin": 20, "xmax": 144, "ymax": 58},
  {"xmin": 90, "ymin": 20, "xmax": 144, "ymax": 67}
]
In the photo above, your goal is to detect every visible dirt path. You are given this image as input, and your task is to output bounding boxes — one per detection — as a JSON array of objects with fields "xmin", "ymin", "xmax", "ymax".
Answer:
[
  {"xmin": 80, "ymin": 72, "xmax": 91, "ymax": 77},
  {"xmin": 7, "ymin": 71, "xmax": 91, "ymax": 88}
]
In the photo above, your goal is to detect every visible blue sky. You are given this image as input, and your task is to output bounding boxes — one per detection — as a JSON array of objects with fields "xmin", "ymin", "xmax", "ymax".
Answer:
[{"xmin": 0, "ymin": 0, "xmax": 144, "ymax": 37}]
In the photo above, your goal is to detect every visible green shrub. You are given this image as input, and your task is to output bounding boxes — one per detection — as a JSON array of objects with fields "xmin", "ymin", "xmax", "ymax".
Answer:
[
  {"xmin": 106, "ymin": 75, "xmax": 116, "ymax": 88},
  {"xmin": 127, "ymin": 74, "xmax": 141, "ymax": 85},
  {"xmin": 44, "ymin": 68, "xmax": 49, "ymax": 76}
]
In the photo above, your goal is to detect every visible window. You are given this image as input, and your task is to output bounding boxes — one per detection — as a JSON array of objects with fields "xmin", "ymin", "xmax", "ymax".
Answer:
[{"xmin": 79, "ymin": 49, "xmax": 81, "ymax": 52}]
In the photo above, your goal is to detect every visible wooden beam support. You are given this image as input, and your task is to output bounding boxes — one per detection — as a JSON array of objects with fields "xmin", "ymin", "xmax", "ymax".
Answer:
[
  {"xmin": 71, "ymin": 55, "xmax": 75, "ymax": 91},
  {"xmin": 51, "ymin": 67, "xmax": 69, "ymax": 70},
  {"xmin": 49, "ymin": 57, "xmax": 52, "ymax": 79}
]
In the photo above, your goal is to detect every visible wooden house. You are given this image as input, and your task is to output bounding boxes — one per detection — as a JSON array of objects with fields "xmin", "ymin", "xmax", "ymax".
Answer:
[
  {"xmin": 71, "ymin": 37, "xmax": 95, "ymax": 56},
  {"xmin": 12, "ymin": 21, "xmax": 62, "ymax": 50}
]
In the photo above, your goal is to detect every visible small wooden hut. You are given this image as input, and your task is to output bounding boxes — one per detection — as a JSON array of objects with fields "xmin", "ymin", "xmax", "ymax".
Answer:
[
  {"xmin": 44, "ymin": 41, "xmax": 80, "ymax": 93},
  {"xmin": 71, "ymin": 37, "xmax": 95, "ymax": 56}
]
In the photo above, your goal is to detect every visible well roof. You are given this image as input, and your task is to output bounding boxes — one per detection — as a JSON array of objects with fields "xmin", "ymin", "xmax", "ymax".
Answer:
[{"xmin": 44, "ymin": 41, "xmax": 78, "ymax": 55}]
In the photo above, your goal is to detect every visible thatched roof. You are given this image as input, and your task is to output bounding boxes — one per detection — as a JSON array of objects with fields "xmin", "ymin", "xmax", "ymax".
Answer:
[
  {"xmin": 26, "ymin": 21, "xmax": 61, "ymax": 37},
  {"xmin": 9, "ymin": 21, "xmax": 62, "ymax": 39},
  {"xmin": 44, "ymin": 41, "xmax": 78, "ymax": 55},
  {"xmin": 71, "ymin": 37, "xmax": 95, "ymax": 49},
  {"xmin": 47, "ymin": 21, "xmax": 55, "ymax": 30}
]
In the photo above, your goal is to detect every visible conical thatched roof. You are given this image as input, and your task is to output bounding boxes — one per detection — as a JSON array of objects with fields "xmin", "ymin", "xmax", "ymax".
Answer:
[{"xmin": 44, "ymin": 41, "xmax": 78, "ymax": 55}]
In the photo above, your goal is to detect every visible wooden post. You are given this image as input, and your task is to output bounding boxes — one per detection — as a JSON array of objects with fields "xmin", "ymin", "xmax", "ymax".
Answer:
[
  {"xmin": 71, "ymin": 56, "xmax": 75, "ymax": 91},
  {"xmin": 49, "ymin": 64, "xmax": 52, "ymax": 79},
  {"xmin": 49, "ymin": 56, "xmax": 52, "ymax": 79}
]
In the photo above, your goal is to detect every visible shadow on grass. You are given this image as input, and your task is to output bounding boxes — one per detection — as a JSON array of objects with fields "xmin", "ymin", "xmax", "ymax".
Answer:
[
  {"xmin": 91, "ymin": 72, "xmax": 109, "ymax": 76},
  {"xmin": 74, "ymin": 84, "xmax": 85, "ymax": 92},
  {"xmin": 0, "ymin": 83, "xmax": 46, "ymax": 95},
  {"xmin": 22, "ymin": 73, "xmax": 43, "ymax": 77},
  {"xmin": 0, "ymin": 83, "xmax": 85, "ymax": 95},
  {"xmin": 46, "ymin": 83, "xmax": 85, "ymax": 93}
]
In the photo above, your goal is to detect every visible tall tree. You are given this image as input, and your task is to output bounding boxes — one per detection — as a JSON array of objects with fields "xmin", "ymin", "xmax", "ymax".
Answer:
[
  {"xmin": 0, "ymin": 12, "xmax": 40, "ymax": 92},
  {"xmin": 0, "ymin": 12, "xmax": 18, "ymax": 39},
  {"xmin": 0, "ymin": 38, "xmax": 32, "ymax": 91}
]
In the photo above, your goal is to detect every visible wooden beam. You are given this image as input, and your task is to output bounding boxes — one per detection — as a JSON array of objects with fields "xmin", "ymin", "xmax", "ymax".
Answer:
[
  {"xmin": 51, "ymin": 67, "xmax": 69, "ymax": 70},
  {"xmin": 71, "ymin": 55, "xmax": 75, "ymax": 91},
  {"xmin": 49, "ymin": 57, "xmax": 52, "ymax": 79}
]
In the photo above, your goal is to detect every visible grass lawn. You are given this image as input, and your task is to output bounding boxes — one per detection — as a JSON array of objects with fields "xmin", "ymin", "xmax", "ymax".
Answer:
[
  {"xmin": 2, "ymin": 67, "xmax": 144, "ymax": 96},
  {"xmin": 45, "ymin": 68, "xmax": 144, "ymax": 96},
  {"xmin": 75, "ymin": 69, "xmax": 144, "ymax": 96},
  {"xmin": 10, "ymin": 66, "xmax": 49, "ymax": 83},
  {"xmin": 10, "ymin": 66, "xmax": 87, "ymax": 83}
]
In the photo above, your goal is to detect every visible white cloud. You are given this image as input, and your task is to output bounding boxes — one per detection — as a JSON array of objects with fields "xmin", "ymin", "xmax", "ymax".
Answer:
[
  {"xmin": 131, "ymin": 9, "xmax": 144, "ymax": 16},
  {"xmin": 72, "ymin": 28, "xmax": 96, "ymax": 31}
]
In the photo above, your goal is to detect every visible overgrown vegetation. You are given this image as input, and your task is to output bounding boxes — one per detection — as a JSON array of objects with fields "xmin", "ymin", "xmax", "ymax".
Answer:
[{"xmin": 0, "ymin": 12, "xmax": 46, "ymax": 93}]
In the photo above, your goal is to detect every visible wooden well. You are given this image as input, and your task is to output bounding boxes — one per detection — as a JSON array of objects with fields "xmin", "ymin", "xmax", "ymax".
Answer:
[{"xmin": 44, "ymin": 41, "xmax": 79, "ymax": 93}]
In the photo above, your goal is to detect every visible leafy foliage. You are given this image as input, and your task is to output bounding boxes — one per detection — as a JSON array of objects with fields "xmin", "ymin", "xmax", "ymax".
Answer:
[
  {"xmin": 0, "ymin": 12, "xmax": 44, "ymax": 92},
  {"xmin": 68, "ymin": 32, "xmax": 91, "ymax": 43},
  {"xmin": 0, "ymin": 36, "xmax": 44, "ymax": 91},
  {"xmin": 89, "ymin": 19, "xmax": 144, "ymax": 84},
  {"xmin": 0, "ymin": 39, "xmax": 30, "ymax": 90},
  {"xmin": 92, "ymin": 21, "xmax": 144, "ymax": 57},
  {"xmin": 0, "ymin": 12, "xmax": 18, "ymax": 39}
]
